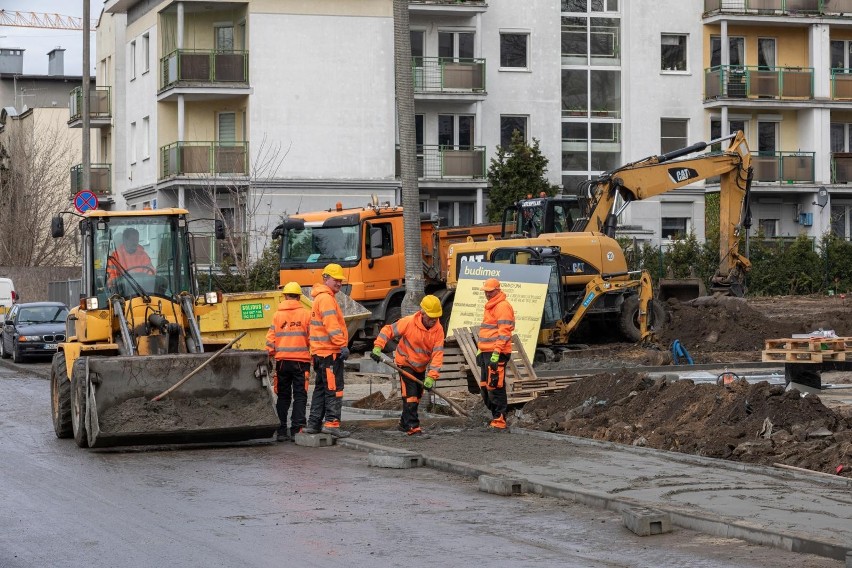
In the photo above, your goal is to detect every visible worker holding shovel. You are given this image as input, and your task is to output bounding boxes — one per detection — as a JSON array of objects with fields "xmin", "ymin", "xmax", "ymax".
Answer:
[{"xmin": 371, "ymin": 295, "xmax": 445, "ymax": 436}]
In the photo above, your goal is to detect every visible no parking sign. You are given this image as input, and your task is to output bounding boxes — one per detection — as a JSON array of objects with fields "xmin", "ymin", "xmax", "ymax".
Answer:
[{"xmin": 74, "ymin": 190, "xmax": 99, "ymax": 214}]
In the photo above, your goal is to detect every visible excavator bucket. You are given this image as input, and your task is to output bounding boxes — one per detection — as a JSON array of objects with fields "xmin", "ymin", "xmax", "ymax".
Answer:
[
  {"xmin": 81, "ymin": 350, "xmax": 278, "ymax": 448},
  {"xmin": 657, "ymin": 278, "xmax": 706, "ymax": 303}
]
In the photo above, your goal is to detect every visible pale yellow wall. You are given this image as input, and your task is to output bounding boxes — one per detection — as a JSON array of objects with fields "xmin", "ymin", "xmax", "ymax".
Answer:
[
  {"xmin": 157, "ymin": 98, "xmax": 247, "ymax": 147},
  {"xmin": 703, "ymin": 25, "xmax": 810, "ymax": 68},
  {"xmin": 250, "ymin": 0, "xmax": 391, "ymax": 17},
  {"xmin": 158, "ymin": 104, "xmax": 178, "ymax": 146}
]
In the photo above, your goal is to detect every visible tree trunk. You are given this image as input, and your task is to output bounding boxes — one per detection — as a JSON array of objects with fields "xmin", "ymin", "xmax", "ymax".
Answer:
[{"xmin": 394, "ymin": 0, "xmax": 423, "ymax": 317}]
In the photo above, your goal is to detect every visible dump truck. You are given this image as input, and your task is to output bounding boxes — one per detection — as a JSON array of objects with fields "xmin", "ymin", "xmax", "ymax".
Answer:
[
  {"xmin": 272, "ymin": 198, "xmax": 504, "ymax": 340},
  {"xmin": 446, "ymin": 131, "xmax": 754, "ymax": 357},
  {"xmin": 49, "ymin": 208, "xmax": 279, "ymax": 448}
]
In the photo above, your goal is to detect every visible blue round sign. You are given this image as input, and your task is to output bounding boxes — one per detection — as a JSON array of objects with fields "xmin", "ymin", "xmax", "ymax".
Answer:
[{"xmin": 74, "ymin": 190, "xmax": 98, "ymax": 214}]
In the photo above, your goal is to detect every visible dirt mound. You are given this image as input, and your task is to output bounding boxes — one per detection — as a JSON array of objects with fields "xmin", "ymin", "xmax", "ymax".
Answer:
[
  {"xmin": 351, "ymin": 391, "xmax": 403, "ymax": 411},
  {"xmin": 518, "ymin": 371, "xmax": 852, "ymax": 476}
]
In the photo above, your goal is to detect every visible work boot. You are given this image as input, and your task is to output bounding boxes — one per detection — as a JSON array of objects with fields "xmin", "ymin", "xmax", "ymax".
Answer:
[
  {"xmin": 276, "ymin": 429, "xmax": 290, "ymax": 442},
  {"xmin": 290, "ymin": 426, "xmax": 303, "ymax": 442},
  {"xmin": 489, "ymin": 414, "xmax": 507, "ymax": 430},
  {"xmin": 321, "ymin": 420, "xmax": 351, "ymax": 438},
  {"xmin": 303, "ymin": 424, "xmax": 321, "ymax": 435},
  {"xmin": 407, "ymin": 427, "xmax": 422, "ymax": 436}
]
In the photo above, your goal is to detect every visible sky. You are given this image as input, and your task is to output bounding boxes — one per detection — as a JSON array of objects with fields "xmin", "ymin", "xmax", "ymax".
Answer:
[{"xmin": 1, "ymin": 1, "xmax": 99, "ymax": 76}]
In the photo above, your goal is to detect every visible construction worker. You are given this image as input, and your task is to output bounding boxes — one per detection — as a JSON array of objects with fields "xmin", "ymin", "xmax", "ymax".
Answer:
[
  {"xmin": 265, "ymin": 281, "xmax": 311, "ymax": 442},
  {"xmin": 304, "ymin": 263, "xmax": 351, "ymax": 438},
  {"xmin": 107, "ymin": 227, "xmax": 154, "ymax": 282},
  {"xmin": 477, "ymin": 277, "xmax": 515, "ymax": 430},
  {"xmin": 371, "ymin": 295, "xmax": 445, "ymax": 436}
]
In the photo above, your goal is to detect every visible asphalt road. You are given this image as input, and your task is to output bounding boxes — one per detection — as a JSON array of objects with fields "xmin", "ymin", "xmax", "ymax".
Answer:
[{"xmin": 0, "ymin": 363, "xmax": 840, "ymax": 568}]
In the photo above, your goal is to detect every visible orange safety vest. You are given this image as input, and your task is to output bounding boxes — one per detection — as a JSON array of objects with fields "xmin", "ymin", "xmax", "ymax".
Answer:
[
  {"xmin": 107, "ymin": 245, "xmax": 153, "ymax": 281},
  {"xmin": 477, "ymin": 290, "xmax": 515, "ymax": 355},
  {"xmin": 308, "ymin": 283, "xmax": 348, "ymax": 357},
  {"xmin": 265, "ymin": 299, "xmax": 311, "ymax": 362},
  {"xmin": 375, "ymin": 311, "xmax": 444, "ymax": 379}
]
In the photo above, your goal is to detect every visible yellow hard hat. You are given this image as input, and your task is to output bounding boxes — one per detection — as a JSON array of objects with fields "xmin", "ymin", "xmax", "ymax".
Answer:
[
  {"xmin": 420, "ymin": 295, "xmax": 443, "ymax": 318},
  {"xmin": 322, "ymin": 263, "xmax": 346, "ymax": 282},
  {"xmin": 282, "ymin": 281, "xmax": 302, "ymax": 295}
]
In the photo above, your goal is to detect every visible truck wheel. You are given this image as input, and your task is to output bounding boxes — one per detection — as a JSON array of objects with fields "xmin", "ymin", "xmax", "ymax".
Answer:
[
  {"xmin": 385, "ymin": 306, "xmax": 401, "ymax": 324},
  {"xmin": 619, "ymin": 296, "xmax": 666, "ymax": 341},
  {"xmin": 50, "ymin": 352, "xmax": 72, "ymax": 439},
  {"xmin": 71, "ymin": 359, "xmax": 90, "ymax": 448}
]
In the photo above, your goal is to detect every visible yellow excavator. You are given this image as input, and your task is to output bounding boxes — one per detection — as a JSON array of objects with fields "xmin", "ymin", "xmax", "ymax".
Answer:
[
  {"xmin": 446, "ymin": 131, "xmax": 753, "ymax": 355},
  {"xmin": 49, "ymin": 208, "xmax": 279, "ymax": 448}
]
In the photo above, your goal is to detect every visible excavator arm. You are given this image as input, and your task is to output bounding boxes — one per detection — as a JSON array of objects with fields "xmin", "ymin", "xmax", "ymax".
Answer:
[{"xmin": 579, "ymin": 131, "xmax": 753, "ymax": 296}]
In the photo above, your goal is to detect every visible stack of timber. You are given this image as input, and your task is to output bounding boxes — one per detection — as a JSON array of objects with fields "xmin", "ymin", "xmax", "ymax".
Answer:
[{"xmin": 762, "ymin": 337, "xmax": 852, "ymax": 364}]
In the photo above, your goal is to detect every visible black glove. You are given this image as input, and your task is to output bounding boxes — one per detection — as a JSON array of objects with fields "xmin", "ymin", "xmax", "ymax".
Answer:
[{"xmin": 340, "ymin": 346, "xmax": 350, "ymax": 360}]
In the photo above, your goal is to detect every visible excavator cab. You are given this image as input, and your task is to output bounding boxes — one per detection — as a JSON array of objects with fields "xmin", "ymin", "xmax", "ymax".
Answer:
[
  {"xmin": 49, "ymin": 209, "xmax": 278, "ymax": 448},
  {"xmin": 501, "ymin": 196, "xmax": 581, "ymax": 238}
]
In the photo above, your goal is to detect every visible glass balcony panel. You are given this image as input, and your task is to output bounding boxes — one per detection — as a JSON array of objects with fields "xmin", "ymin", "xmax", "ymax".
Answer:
[
  {"xmin": 832, "ymin": 70, "xmax": 852, "ymax": 99},
  {"xmin": 68, "ymin": 86, "xmax": 111, "ymax": 122},
  {"xmin": 215, "ymin": 144, "xmax": 247, "ymax": 174},
  {"xmin": 71, "ymin": 164, "xmax": 112, "ymax": 195},
  {"xmin": 161, "ymin": 50, "xmax": 249, "ymax": 89},
  {"xmin": 214, "ymin": 52, "xmax": 246, "ymax": 82},
  {"xmin": 753, "ymin": 154, "xmax": 780, "ymax": 181},
  {"xmin": 832, "ymin": 153, "xmax": 852, "ymax": 183},
  {"xmin": 181, "ymin": 53, "xmax": 211, "ymax": 81},
  {"xmin": 781, "ymin": 68, "xmax": 812, "ymax": 98},
  {"xmin": 751, "ymin": 70, "xmax": 780, "ymax": 97},
  {"xmin": 705, "ymin": 67, "xmax": 722, "ymax": 98},
  {"xmin": 414, "ymin": 57, "xmax": 485, "ymax": 93},
  {"xmin": 159, "ymin": 142, "xmax": 248, "ymax": 179},
  {"xmin": 781, "ymin": 153, "xmax": 814, "ymax": 182},
  {"xmin": 395, "ymin": 145, "xmax": 485, "ymax": 179},
  {"xmin": 826, "ymin": 0, "xmax": 852, "ymax": 14}
]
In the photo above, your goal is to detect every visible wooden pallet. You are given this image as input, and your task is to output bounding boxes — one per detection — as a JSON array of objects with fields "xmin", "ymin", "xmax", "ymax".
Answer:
[
  {"xmin": 763, "ymin": 337, "xmax": 852, "ymax": 352},
  {"xmin": 761, "ymin": 349, "xmax": 847, "ymax": 363}
]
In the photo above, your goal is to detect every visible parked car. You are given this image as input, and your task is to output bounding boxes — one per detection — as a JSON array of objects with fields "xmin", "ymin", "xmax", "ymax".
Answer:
[
  {"xmin": 0, "ymin": 277, "xmax": 17, "ymax": 317},
  {"xmin": 0, "ymin": 302, "xmax": 68, "ymax": 363}
]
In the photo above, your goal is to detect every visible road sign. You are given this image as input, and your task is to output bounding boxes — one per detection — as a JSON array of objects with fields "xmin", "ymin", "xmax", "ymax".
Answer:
[{"xmin": 74, "ymin": 190, "xmax": 98, "ymax": 214}]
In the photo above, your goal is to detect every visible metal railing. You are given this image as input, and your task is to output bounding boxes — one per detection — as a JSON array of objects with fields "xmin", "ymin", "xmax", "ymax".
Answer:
[
  {"xmin": 411, "ymin": 0, "xmax": 487, "ymax": 5},
  {"xmin": 413, "ymin": 57, "xmax": 485, "ymax": 93},
  {"xmin": 395, "ymin": 145, "xmax": 486, "ymax": 179},
  {"xmin": 703, "ymin": 0, "xmax": 852, "ymax": 15},
  {"xmin": 160, "ymin": 141, "xmax": 248, "ymax": 179},
  {"xmin": 751, "ymin": 151, "xmax": 815, "ymax": 182},
  {"xmin": 704, "ymin": 65, "xmax": 813, "ymax": 99},
  {"xmin": 191, "ymin": 232, "xmax": 247, "ymax": 267},
  {"xmin": 160, "ymin": 49, "xmax": 249, "ymax": 89},
  {"xmin": 832, "ymin": 153, "xmax": 852, "ymax": 183},
  {"xmin": 830, "ymin": 68, "xmax": 852, "ymax": 99},
  {"xmin": 71, "ymin": 163, "xmax": 111, "ymax": 195},
  {"xmin": 69, "ymin": 86, "xmax": 111, "ymax": 122}
]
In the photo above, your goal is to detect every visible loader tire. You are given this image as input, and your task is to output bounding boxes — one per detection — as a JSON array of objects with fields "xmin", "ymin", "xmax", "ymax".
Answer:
[
  {"xmin": 50, "ymin": 352, "xmax": 72, "ymax": 439},
  {"xmin": 619, "ymin": 296, "xmax": 666, "ymax": 342},
  {"xmin": 71, "ymin": 358, "xmax": 90, "ymax": 448}
]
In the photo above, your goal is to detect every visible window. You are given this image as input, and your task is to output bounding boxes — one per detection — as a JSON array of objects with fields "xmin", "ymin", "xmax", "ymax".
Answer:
[
  {"xmin": 562, "ymin": 0, "xmax": 619, "ymax": 11},
  {"xmin": 500, "ymin": 116, "xmax": 528, "ymax": 148},
  {"xmin": 759, "ymin": 219, "xmax": 778, "ymax": 237},
  {"xmin": 661, "ymin": 217, "xmax": 689, "ymax": 240},
  {"xmin": 130, "ymin": 121, "xmax": 137, "ymax": 164},
  {"xmin": 367, "ymin": 223, "xmax": 393, "ymax": 258},
  {"xmin": 438, "ymin": 202, "xmax": 475, "ymax": 227},
  {"xmin": 661, "ymin": 34, "xmax": 687, "ymax": 71},
  {"xmin": 710, "ymin": 36, "xmax": 745, "ymax": 67},
  {"xmin": 439, "ymin": 31, "xmax": 474, "ymax": 60},
  {"xmin": 142, "ymin": 117, "xmax": 150, "ymax": 160},
  {"xmin": 411, "ymin": 30, "xmax": 425, "ymax": 67},
  {"xmin": 215, "ymin": 25, "xmax": 234, "ymax": 52},
  {"xmin": 711, "ymin": 118, "xmax": 747, "ymax": 150},
  {"xmin": 438, "ymin": 115, "xmax": 474, "ymax": 148},
  {"xmin": 142, "ymin": 33, "xmax": 150, "ymax": 73},
  {"xmin": 500, "ymin": 33, "xmax": 528, "ymax": 68},
  {"xmin": 831, "ymin": 205, "xmax": 849, "ymax": 238},
  {"xmin": 757, "ymin": 38, "xmax": 775, "ymax": 70},
  {"xmin": 129, "ymin": 40, "xmax": 136, "ymax": 79},
  {"xmin": 660, "ymin": 119, "xmax": 688, "ymax": 154},
  {"xmin": 217, "ymin": 112, "xmax": 236, "ymax": 144},
  {"xmin": 758, "ymin": 122, "xmax": 778, "ymax": 154}
]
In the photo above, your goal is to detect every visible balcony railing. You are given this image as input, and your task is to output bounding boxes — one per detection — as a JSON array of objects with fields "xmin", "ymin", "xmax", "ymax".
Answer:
[
  {"xmin": 191, "ymin": 232, "xmax": 246, "ymax": 267},
  {"xmin": 395, "ymin": 145, "xmax": 486, "ymax": 180},
  {"xmin": 704, "ymin": 65, "xmax": 813, "ymax": 100},
  {"xmin": 160, "ymin": 49, "xmax": 249, "ymax": 89},
  {"xmin": 831, "ymin": 69, "xmax": 852, "ymax": 99},
  {"xmin": 751, "ymin": 152, "xmax": 815, "ymax": 183},
  {"xmin": 414, "ymin": 57, "xmax": 485, "ymax": 93},
  {"xmin": 71, "ymin": 163, "xmax": 112, "ymax": 195},
  {"xmin": 160, "ymin": 141, "xmax": 248, "ymax": 179},
  {"xmin": 68, "ymin": 86, "xmax": 111, "ymax": 123},
  {"xmin": 704, "ymin": 0, "xmax": 852, "ymax": 15},
  {"xmin": 832, "ymin": 153, "xmax": 852, "ymax": 183}
]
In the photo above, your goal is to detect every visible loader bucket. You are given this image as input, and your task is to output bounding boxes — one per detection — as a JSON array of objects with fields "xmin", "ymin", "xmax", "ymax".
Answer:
[
  {"xmin": 657, "ymin": 278, "xmax": 706, "ymax": 303},
  {"xmin": 82, "ymin": 350, "xmax": 278, "ymax": 448}
]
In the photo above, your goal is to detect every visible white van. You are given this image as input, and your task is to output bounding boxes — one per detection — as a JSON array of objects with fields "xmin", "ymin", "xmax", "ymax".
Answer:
[{"xmin": 0, "ymin": 278, "xmax": 16, "ymax": 316}]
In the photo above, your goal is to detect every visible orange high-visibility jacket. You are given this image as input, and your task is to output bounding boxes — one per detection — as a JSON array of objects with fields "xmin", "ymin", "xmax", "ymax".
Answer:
[
  {"xmin": 477, "ymin": 290, "xmax": 515, "ymax": 355},
  {"xmin": 107, "ymin": 245, "xmax": 153, "ymax": 281},
  {"xmin": 375, "ymin": 311, "xmax": 444, "ymax": 379},
  {"xmin": 266, "ymin": 299, "xmax": 311, "ymax": 362},
  {"xmin": 309, "ymin": 283, "xmax": 348, "ymax": 357}
]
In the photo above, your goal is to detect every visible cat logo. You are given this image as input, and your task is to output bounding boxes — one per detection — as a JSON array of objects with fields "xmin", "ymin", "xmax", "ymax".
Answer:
[
  {"xmin": 668, "ymin": 167, "xmax": 699, "ymax": 184},
  {"xmin": 458, "ymin": 252, "xmax": 486, "ymax": 264}
]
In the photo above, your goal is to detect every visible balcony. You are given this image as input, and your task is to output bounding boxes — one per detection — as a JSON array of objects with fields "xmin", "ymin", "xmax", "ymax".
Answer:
[
  {"xmin": 68, "ymin": 86, "xmax": 111, "ymax": 128},
  {"xmin": 703, "ymin": 0, "xmax": 852, "ymax": 16},
  {"xmin": 414, "ymin": 57, "xmax": 486, "ymax": 101},
  {"xmin": 831, "ymin": 69, "xmax": 852, "ymax": 99},
  {"xmin": 409, "ymin": 0, "xmax": 487, "ymax": 16},
  {"xmin": 191, "ymin": 232, "xmax": 246, "ymax": 267},
  {"xmin": 160, "ymin": 141, "xmax": 248, "ymax": 179},
  {"xmin": 158, "ymin": 49, "xmax": 250, "ymax": 102},
  {"xmin": 751, "ymin": 152, "xmax": 815, "ymax": 183},
  {"xmin": 71, "ymin": 163, "xmax": 112, "ymax": 196},
  {"xmin": 832, "ymin": 153, "xmax": 852, "ymax": 183},
  {"xmin": 705, "ymin": 65, "xmax": 812, "ymax": 101},
  {"xmin": 396, "ymin": 145, "xmax": 486, "ymax": 180}
]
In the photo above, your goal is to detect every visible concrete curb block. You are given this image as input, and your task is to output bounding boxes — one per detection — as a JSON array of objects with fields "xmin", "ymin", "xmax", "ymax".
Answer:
[
  {"xmin": 342, "ymin": 436, "xmax": 850, "ymax": 562},
  {"xmin": 478, "ymin": 474, "xmax": 525, "ymax": 496},
  {"xmin": 511, "ymin": 426, "xmax": 852, "ymax": 490},
  {"xmin": 368, "ymin": 452, "xmax": 423, "ymax": 469},
  {"xmin": 621, "ymin": 506, "xmax": 672, "ymax": 536},
  {"xmin": 293, "ymin": 432, "xmax": 335, "ymax": 447}
]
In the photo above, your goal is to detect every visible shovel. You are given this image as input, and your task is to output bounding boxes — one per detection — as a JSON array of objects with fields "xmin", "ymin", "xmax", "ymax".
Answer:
[{"xmin": 377, "ymin": 354, "xmax": 469, "ymax": 418}]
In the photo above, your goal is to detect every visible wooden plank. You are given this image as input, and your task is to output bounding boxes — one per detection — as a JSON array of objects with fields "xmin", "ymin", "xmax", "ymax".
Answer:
[
  {"xmin": 762, "ymin": 350, "xmax": 825, "ymax": 363},
  {"xmin": 764, "ymin": 337, "xmax": 852, "ymax": 352}
]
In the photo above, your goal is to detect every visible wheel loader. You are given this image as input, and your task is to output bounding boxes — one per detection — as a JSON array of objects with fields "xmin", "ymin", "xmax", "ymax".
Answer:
[{"xmin": 49, "ymin": 208, "xmax": 279, "ymax": 448}]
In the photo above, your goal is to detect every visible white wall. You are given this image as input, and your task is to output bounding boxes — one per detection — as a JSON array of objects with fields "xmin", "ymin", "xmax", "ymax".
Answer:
[{"xmin": 123, "ymin": 24, "xmax": 158, "ymax": 202}]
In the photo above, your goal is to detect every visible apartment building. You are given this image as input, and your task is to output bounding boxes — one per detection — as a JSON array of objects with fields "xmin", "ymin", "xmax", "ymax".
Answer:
[{"xmin": 88, "ymin": 0, "xmax": 561, "ymax": 267}]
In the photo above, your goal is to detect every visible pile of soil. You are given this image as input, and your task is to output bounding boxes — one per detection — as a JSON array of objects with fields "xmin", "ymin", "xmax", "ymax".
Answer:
[
  {"xmin": 99, "ymin": 393, "xmax": 274, "ymax": 432},
  {"xmin": 351, "ymin": 391, "xmax": 401, "ymax": 411},
  {"xmin": 517, "ymin": 370, "xmax": 852, "ymax": 477}
]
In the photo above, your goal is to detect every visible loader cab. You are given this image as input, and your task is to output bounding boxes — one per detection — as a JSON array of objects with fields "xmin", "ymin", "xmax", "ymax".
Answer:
[
  {"xmin": 502, "ymin": 196, "xmax": 581, "ymax": 238},
  {"xmin": 489, "ymin": 246, "xmax": 564, "ymax": 327},
  {"xmin": 81, "ymin": 213, "xmax": 196, "ymax": 305}
]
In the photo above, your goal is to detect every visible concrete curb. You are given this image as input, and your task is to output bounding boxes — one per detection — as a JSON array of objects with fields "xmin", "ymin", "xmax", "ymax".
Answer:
[
  {"xmin": 511, "ymin": 427, "xmax": 852, "ymax": 489},
  {"xmin": 339, "ymin": 436, "xmax": 851, "ymax": 562},
  {"xmin": 0, "ymin": 358, "xmax": 51, "ymax": 380}
]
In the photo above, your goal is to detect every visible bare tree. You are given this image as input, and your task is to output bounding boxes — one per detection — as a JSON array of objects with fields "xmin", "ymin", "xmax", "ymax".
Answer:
[
  {"xmin": 0, "ymin": 109, "xmax": 79, "ymax": 266},
  {"xmin": 394, "ymin": 0, "xmax": 424, "ymax": 317}
]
